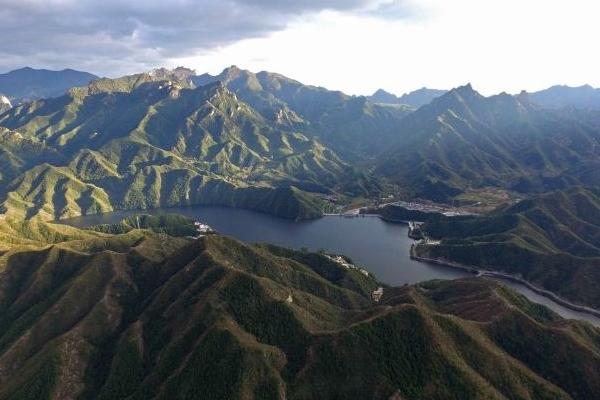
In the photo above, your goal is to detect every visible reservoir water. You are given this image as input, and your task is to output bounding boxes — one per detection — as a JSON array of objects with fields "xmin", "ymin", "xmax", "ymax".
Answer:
[{"xmin": 62, "ymin": 205, "xmax": 600, "ymax": 326}]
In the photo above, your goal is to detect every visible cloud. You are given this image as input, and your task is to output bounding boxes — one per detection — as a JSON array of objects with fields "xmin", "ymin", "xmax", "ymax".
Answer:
[{"xmin": 0, "ymin": 0, "xmax": 402, "ymax": 76}]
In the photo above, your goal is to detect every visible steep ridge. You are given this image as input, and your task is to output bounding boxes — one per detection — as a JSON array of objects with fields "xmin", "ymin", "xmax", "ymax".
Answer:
[
  {"xmin": 0, "ymin": 70, "xmax": 367, "ymax": 220},
  {"xmin": 194, "ymin": 66, "xmax": 412, "ymax": 157},
  {"xmin": 377, "ymin": 84, "xmax": 600, "ymax": 201},
  {"xmin": 415, "ymin": 186, "xmax": 600, "ymax": 308},
  {"xmin": 0, "ymin": 222, "xmax": 598, "ymax": 399}
]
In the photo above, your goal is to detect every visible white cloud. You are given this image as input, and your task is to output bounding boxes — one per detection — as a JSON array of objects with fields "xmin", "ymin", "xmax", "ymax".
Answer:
[
  {"xmin": 174, "ymin": 0, "xmax": 600, "ymax": 95},
  {"xmin": 2, "ymin": 0, "xmax": 599, "ymax": 95}
]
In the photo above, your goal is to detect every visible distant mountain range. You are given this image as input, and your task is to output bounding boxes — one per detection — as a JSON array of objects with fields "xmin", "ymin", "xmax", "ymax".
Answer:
[
  {"xmin": 0, "ymin": 67, "xmax": 98, "ymax": 102},
  {"xmin": 376, "ymin": 84, "xmax": 600, "ymax": 201},
  {"xmin": 525, "ymin": 84, "xmax": 600, "ymax": 109},
  {"xmin": 368, "ymin": 87, "xmax": 447, "ymax": 107}
]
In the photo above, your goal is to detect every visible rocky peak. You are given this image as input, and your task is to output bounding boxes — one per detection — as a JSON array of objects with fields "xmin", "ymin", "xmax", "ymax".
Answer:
[{"xmin": 369, "ymin": 89, "xmax": 400, "ymax": 104}]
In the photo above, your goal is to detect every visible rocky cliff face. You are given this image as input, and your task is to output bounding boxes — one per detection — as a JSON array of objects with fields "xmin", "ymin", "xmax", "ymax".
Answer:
[{"xmin": 0, "ymin": 95, "xmax": 11, "ymax": 113}]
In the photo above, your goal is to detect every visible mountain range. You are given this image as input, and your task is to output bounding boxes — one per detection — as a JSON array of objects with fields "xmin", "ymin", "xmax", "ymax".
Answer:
[
  {"xmin": 3, "ymin": 66, "xmax": 600, "ymax": 221},
  {"xmin": 0, "ymin": 216, "xmax": 599, "ymax": 400},
  {"xmin": 376, "ymin": 84, "xmax": 600, "ymax": 201},
  {"xmin": 0, "ymin": 68, "xmax": 378, "ymax": 221},
  {"xmin": 525, "ymin": 84, "xmax": 600, "ymax": 109},
  {"xmin": 0, "ymin": 67, "xmax": 98, "ymax": 103},
  {"xmin": 368, "ymin": 87, "xmax": 447, "ymax": 108},
  {"xmin": 3, "ymin": 65, "xmax": 600, "ymax": 399}
]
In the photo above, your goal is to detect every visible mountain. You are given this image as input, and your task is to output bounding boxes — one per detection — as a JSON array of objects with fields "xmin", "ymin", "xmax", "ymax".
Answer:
[
  {"xmin": 369, "ymin": 87, "xmax": 447, "ymax": 107},
  {"xmin": 194, "ymin": 66, "xmax": 412, "ymax": 157},
  {"xmin": 0, "ymin": 67, "xmax": 99, "ymax": 102},
  {"xmin": 0, "ymin": 69, "xmax": 374, "ymax": 221},
  {"xmin": 415, "ymin": 186, "xmax": 600, "ymax": 308},
  {"xmin": 525, "ymin": 84, "xmax": 600, "ymax": 109},
  {"xmin": 0, "ymin": 218, "xmax": 599, "ymax": 399},
  {"xmin": 0, "ymin": 94, "xmax": 11, "ymax": 113},
  {"xmin": 376, "ymin": 84, "xmax": 600, "ymax": 201},
  {"xmin": 369, "ymin": 88, "xmax": 401, "ymax": 104}
]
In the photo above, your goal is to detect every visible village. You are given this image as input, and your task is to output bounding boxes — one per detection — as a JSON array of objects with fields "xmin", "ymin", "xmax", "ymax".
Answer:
[{"xmin": 325, "ymin": 254, "xmax": 370, "ymax": 277}]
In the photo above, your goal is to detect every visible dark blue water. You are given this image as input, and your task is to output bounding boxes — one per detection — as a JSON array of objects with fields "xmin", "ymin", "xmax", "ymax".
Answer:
[
  {"xmin": 62, "ymin": 206, "xmax": 600, "ymax": 325},
  {"xmin": 62, "ymin": 206, "xmax": 470, "ymax": 285}
]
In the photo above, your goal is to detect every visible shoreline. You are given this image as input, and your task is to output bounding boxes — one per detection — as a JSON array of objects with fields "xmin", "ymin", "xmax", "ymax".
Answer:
[
  {"xmin": 332, "ymin": 210, "xmax": 600, "ymax": 322},
  {"xmin": 409, "ymin": 244, "xmax": 600, "ymax": 320}
]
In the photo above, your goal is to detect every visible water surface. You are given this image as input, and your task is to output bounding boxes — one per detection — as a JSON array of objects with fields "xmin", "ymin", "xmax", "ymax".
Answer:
[
  {"xmin": 63, "ymin": 206, "xmax": 469, "ymax": 285},
  {"xmin": 63, "ymin": 206, "xmax": 600, "ymax": 326}
]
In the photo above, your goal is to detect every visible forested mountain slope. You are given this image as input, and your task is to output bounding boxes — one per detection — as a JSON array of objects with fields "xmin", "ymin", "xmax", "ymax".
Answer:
[
  {"xmin": 416, "ymin": 186, "xmax": 600, "ymax": 308},
  {"xmin": 0, "ymin": 219, "xmax": 598, "ymax": 400},
  {"xmin": 377, "ymin": 84, "xmax": 600, "ymax": 201}
]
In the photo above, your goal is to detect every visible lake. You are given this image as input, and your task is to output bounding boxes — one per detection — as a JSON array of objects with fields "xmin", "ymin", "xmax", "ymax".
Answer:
[{"xmin": 62, "ymin": 205, "xmax": 600, "ymax": 326}]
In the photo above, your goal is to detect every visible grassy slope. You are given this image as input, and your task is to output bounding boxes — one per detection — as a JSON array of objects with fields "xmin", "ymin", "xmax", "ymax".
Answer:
[{"xmin": 0, "ymin": 221, "xmax": 598, "ymax": 399}]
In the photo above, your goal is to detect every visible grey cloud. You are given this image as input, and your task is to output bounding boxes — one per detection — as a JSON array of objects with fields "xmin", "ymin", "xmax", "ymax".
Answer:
[{"xmin": 0, "ymin": 0, "xmax": 398, "ymax": 76}]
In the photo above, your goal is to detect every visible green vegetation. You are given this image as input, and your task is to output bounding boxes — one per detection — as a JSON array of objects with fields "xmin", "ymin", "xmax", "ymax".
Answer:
[
  {"xmin": 88, "ymin": 213, "xmax": 198, "ymax": 236},
  {"xmin": 0, "ymin": 221, "xmax": 598, "ymax": 399},
  {"xmin": 416, "ymin": 186, "xmax": 600, "ymax": 308},
  {"xmin": 376, "ymin": 84, "xmax": 600, "ymax": 202},
  {"xmin": 0, "ymin": 68, "xmax": 384, "ymax": 221}
]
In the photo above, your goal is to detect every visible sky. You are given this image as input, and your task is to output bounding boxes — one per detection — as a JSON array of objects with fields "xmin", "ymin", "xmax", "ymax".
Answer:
[{"xmin": 1, "ymin": 0, "xmax": 599, "ymax": 96}]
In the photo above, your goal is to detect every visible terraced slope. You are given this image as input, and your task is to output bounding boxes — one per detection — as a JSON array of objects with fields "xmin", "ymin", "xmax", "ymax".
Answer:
[
  {"xmin": 377, "ymin": 84, "xmax": 600, "ymax": 201},
  {"xmin": 0, "ymin": 223, "xmax": 599, "ymax": 400},
  {"xmin": 415, "ymin": 186, "xmax": 600, "ymax": 308},
  {"xmin": 0, "ymin": 70, "xmax": 367, "ymax": 220}
]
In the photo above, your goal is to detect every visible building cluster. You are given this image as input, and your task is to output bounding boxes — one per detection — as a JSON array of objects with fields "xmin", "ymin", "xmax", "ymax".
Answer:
[
  {"xmin": 326, "ymin": 254, "xmax": 370, "ymax": 277},
  {"xmin": 391, "ymin": 200, "xmax": 474, "ymax": 216}
]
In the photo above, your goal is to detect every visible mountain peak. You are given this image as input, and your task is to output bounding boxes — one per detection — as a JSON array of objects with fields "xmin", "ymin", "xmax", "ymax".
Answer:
[
  {"xmin": 369, "ymin": 88, "xmax": 399, "ymax": 104},
  {"xmin": 454, "ymin": 82, "xmax": 475, "ymax": 93}
]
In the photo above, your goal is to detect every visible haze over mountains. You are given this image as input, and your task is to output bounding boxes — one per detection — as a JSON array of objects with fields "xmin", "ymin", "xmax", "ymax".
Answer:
[
  {"xmin": 0, "ymin": 67, "xmax": 98, "ymax": 103},
  {"xmin": 368, "ymin": 87, "xmax": 448, "ymax": 108}
]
